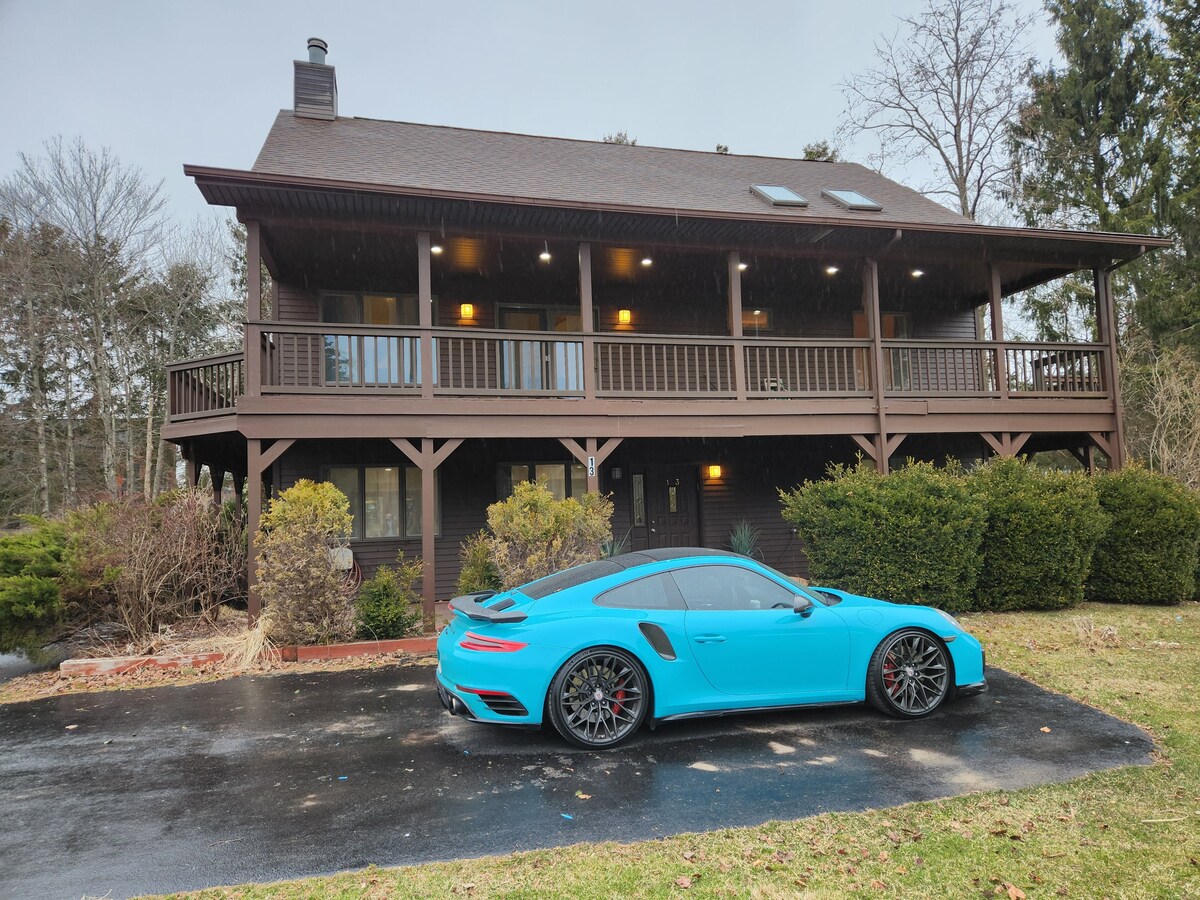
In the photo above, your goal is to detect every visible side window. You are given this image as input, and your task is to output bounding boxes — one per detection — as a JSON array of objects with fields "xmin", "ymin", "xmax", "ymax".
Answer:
[
  {"xmin": 595, "ymin": 573, "xmax": 682, "ymax": 611},
  {"xmin": 672, "ymin": 565, "xmax": 795, "ymax": 612}
]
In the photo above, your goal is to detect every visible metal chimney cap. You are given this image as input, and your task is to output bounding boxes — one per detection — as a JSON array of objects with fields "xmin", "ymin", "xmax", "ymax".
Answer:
[{"xmin": 307, "ymin": 37, "xmax": 328, "ymax": 64}]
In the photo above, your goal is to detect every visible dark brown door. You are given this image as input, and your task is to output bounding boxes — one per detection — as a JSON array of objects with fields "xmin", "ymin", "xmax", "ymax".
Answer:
[{"xmin": 645, "ymin": 466, "xmax": 699, "ymax": 548}]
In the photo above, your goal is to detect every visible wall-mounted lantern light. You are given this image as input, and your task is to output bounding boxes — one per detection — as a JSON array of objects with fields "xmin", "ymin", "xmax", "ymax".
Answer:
[
  {"xmin": 707, "ymin": 464, "xmax": 722, "ymax": 479},
  {"xmin": 459, "ymin": 303, "xmax": 475, "ymax": 320},
  {"xmin": 617, "ymin": 308, "xmax": 632, "ymax": 326}
]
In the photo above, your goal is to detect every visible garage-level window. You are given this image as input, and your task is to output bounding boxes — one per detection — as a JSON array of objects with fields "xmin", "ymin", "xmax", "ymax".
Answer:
[
  {"xmin": 498, "ymin": 462, "xmax": 587, "ymax": 500},
  {"xmin": 325, "ymin": 465, "xmax": 439, "ymax": 539}
]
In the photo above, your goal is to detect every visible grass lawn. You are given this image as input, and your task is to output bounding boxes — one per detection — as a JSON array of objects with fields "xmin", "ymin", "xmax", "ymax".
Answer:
[{"xmin": 156, "ymin": 602, "xmax": 1200, "ymax": 900}]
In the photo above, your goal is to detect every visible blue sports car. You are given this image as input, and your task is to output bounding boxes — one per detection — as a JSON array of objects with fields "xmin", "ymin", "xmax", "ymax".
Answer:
[{"xmin": 436, "ymin": 548, "xmax": 986, "ymax": 748}]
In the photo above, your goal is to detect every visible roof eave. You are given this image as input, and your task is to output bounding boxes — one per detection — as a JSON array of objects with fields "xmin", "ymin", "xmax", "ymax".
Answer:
[{"xmin": 181, "ymin": 164, "xmax": 1174, "ymax": 253}]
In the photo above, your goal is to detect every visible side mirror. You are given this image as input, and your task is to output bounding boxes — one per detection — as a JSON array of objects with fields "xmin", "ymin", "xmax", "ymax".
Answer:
[{"xmin": 794, "ymin": 595, "xmax": 815, "ymax": 618}]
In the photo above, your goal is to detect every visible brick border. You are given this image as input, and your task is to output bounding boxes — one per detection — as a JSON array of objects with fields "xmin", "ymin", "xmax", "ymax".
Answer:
[{"xmin": 59, "ymin": 636, "xmax": 439, "ymax": 678}]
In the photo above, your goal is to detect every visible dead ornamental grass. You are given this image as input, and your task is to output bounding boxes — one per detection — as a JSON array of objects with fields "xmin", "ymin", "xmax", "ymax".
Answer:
[{"xmin": 144, "ymin": 601, "xmax": 1200, "ymax": 900}]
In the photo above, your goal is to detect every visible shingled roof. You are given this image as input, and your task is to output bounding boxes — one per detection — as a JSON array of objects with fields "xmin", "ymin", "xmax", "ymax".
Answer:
[{"xmin": 250, "ymin": 111, "xmax": 975, "ymax": 229}]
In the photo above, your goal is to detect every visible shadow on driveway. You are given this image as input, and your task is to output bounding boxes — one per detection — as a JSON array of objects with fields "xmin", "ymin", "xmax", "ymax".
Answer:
[{"xmin": 0, "ymin": 666, "xmax": 1152, "ymax": 899}]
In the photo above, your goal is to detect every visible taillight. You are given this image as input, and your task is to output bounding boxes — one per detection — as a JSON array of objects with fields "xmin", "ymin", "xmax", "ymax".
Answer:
[{"xmin": 459, "ymin": 631, "xmax": 528, "ymax": 652}]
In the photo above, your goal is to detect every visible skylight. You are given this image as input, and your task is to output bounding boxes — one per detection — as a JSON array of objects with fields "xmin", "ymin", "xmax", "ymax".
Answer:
[
  {"xmin": 822, "ymin": 189, "xmax": 882, "ymax": 211},
  {"xmin": 751, "ymin": 184, "xmax": 809, "ymax": 207}
]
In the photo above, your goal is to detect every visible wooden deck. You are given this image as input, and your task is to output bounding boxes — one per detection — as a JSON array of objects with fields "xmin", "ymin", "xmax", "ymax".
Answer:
[{"xmin": 166, "ymin": 324, "xmax": 1110, "ymax": 424}]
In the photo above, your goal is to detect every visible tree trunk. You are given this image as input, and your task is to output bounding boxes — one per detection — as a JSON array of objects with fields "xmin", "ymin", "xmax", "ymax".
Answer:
[{"xmin": 143, "ymin": 389, "xmax": 155, "ymax": 497}]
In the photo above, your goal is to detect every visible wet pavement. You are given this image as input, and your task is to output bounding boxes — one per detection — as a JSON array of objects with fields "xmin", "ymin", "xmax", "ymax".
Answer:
[{"xmin": 0, "ymin": 665, "xmax": 1152, "ymax": 900}]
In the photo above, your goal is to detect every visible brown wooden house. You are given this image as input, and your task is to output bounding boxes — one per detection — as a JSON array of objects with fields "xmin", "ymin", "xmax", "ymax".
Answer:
[{"xmin": 164, "ymin": 40, "xmax": 1169, "ymax": 618}]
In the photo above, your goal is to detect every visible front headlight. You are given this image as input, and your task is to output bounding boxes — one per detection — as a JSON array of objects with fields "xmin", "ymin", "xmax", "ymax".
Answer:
[{"xmin": 935, "ymin": 608, "xmax": 962, "ymax": 630}]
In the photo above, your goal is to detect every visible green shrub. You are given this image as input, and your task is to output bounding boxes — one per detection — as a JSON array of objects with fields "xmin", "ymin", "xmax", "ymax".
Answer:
[
  {"xmin": 1086, "ymin": 467, "xmax": 1200, "ymax": 604},
  {"xmin": 455, "ymin": 530, "xmax": 502, "ymax": 596},
  {"xmin": 970, "ymin": 458, "xmax": 1108, "ymax": 611},
  {"xmin": 355, "ymin": 555, "xmax": 424, "ymax": 639},
  {"xmin": 779, "ymin": 461, "xmax": 986, "ymax": 613},
  {"xmin": 487, "ymin": 481, "xmax": 613, "ymax": 589},
  {"xmin": 257, "ymin": 480, "xmax": 355, "ymax": 645},
  {"xmin": 0, "ymin": 519, "xmax": 65, "ymax": 578},
  {"xmin": 59, "ymin": 502, "xmax": 121, "ymax": 617},
  {"xmin": 0, "ymin": 520, "xmax": 66, "ymax": 652}
]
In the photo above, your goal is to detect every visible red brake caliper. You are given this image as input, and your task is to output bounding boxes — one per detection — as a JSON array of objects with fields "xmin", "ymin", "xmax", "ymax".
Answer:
[
  {"xmin": 883, "ymin": 654, "xmax": 898, "ymax": 695},
  {"xmin": 613, "ymin": 689, "xmax": 625, "ymax": 715}
]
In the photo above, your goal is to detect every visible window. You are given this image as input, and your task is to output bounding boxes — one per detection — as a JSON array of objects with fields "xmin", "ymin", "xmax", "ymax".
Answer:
[
  {"xmin": 631, "ymin": 474, "xmax": 646, "ymax": 526},
  {"xmin": 499, "ymin": 462, "xmax": 587, "ymax": 501},
  {"xmin": 750, "ymin": 184, "xmax": 809, "ymax": 207},
  {"xmin": 325, "ymin": 465, "xmax": 438, "ymax": 539},
  {"xmin": 320, "ymin": 291, "xmax": 424, "ymax": 387},
  {"xmin": 742, "ymin": 307, "xmax": 773, "ymax": 334},
  {"xmin": 672, "ymin": 564, "xmax": 796, "ymax": 611},
  {"xmin": 320, "ymin": 292, "xmax": 419, "ymax": 326},
  {"xmin": 595, "ymin": 573, "xmax": 683, "ymax": 610},
  {"xmin": 821, "ymin": 189, "xmax": 883, "ymax": 211}
]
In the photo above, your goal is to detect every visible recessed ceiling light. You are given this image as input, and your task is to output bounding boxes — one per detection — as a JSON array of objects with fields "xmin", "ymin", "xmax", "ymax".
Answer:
[
  {"xmin": 911, "ymin": 268, "xmax": 925, "ymax": 278},
  {"xmin": 539, "ymin": 241, "xmax": 552, "ymax": 262},
  {"xmin": 825, "ymin": 265, "xmax": 840, "ymax": 275},
  {"xmin": 641, "ymin": 256, "xmax": 653, "ymax": 267},
  {"xmin": 753, "ymin": 309, "xmax": 762, "ymax": 316},
  {"xmin": 430, "ymin": 245, "xmax": 444, "ymax": 255},
  {"xmin": 737, "ymin": 262, "xmax": 749, "ymax": 271}
]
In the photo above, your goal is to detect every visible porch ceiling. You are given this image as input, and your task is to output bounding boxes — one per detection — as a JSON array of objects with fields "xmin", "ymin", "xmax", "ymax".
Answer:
[{"xmin": 187, "ymin": 166, "xmax": 1170, "ymax": 297}]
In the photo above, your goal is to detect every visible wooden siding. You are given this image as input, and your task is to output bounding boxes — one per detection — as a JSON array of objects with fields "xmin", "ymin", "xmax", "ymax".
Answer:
[{"xmin": 277, "ymin": 282, "xmax": 318, "ymax": 322}]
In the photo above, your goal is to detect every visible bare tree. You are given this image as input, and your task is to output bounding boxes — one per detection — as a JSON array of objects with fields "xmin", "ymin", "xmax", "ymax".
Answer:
[
  {"xmin": 1, "ymin": 137, "xmax": 166, "ymax": 495},
  {"xmin": 838, "ymin": 0, "xmax": 1033, "ymax": 220},
  {"xmin": 1123, "ymin": 334, "xmax": 1200, "ymax": 490}
]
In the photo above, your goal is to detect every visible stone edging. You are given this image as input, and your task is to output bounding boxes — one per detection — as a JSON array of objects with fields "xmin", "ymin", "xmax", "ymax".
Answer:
[{"xmin": 58, "ymin": 636, "xmax": 439, "ymax": 677}]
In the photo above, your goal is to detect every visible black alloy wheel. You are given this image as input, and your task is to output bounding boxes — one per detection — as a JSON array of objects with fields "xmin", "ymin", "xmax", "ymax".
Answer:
[
  {"xmin": 866, "ymin": 629, "xmax": 951, "ymax": 718},
  {"xmin": 547, "ymin": 647, "xmax": 649, "ymax": 748}
]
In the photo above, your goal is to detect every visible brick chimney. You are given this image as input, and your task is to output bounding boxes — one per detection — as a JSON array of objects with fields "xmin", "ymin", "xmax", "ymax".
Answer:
[{"xmin": 294, "ymin": 38, "xmax": 337, "ymax": 120}]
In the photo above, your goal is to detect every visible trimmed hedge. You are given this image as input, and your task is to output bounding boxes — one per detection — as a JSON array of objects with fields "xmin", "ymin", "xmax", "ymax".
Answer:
[
  {"xmin": 972, "ymin": 458, "xmax": 1107, "ymax": 611},
  {"xmin": 1086, "ymin": 467, "xmax": 1200, "ymax": 604},
  {"xmin": 779, "ymin": 461, "xmax": 986, "ymax": 613}
]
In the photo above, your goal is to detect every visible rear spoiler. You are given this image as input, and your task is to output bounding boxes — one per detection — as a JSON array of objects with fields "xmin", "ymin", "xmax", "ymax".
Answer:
[{"xmin": 447, "ymin": 591, "xmax": 528, "ymax": 624}]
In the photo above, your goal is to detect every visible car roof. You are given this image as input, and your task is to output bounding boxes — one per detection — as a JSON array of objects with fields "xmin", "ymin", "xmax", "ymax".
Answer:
[{"xmin": 519, "ymin": 548, "xmax": 742, "ymax": 600}]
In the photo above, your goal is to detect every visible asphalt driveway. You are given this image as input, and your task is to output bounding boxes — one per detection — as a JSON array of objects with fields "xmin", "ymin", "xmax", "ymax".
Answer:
[{"xmin": 0, "ymin": 664, "xmax": 1152, "ymax": 899}]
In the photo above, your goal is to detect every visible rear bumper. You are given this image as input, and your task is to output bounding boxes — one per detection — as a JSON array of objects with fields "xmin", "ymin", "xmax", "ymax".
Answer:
[
  {"xmin": 437, "ymin": 680, "xmax": 478, "ymax": 720},
  {"xmin": 955, "ymin": 678, "xmax": 989, "ymax": 697}
]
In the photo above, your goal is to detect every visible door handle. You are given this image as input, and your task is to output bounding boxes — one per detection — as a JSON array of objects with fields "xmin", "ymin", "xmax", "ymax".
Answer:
[{"xmin": 693, "ymin": 634, "xmax": 727, "ymax": 644}]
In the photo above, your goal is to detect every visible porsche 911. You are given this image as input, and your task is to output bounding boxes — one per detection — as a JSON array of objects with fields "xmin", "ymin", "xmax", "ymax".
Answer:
[{"xmin": 436, "ymin": 548, "xmax": 986, "ymax": 748}]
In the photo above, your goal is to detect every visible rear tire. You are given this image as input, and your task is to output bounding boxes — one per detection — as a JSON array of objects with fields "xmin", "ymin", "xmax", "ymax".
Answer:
[
  {"xmin": 547, "ymin": 647, "xmax": 649, "ymax": 748},
  {"xmin": 866, "ymin": 629, "xmax": 951, "ymax": 718}
]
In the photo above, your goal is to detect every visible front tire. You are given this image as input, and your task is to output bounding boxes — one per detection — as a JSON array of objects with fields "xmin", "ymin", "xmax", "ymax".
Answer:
[
  {"xmin": 866, "ymin": 629, "xmax": 951, "ymax": 718},
  {"xmin": 547, "ymin": 647, "xmax": 649, "ymax": 748}
]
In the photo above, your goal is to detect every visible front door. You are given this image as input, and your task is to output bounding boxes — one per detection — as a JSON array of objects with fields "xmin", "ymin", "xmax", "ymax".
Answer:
[{"xmin": 644, "ymin": 466, "xmax": 699, "ymax": 548}]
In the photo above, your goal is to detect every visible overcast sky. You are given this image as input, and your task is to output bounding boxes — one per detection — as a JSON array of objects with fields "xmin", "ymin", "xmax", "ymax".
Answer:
[{"xmin": 0, "ymin": 0, "xmax": 1060, "ymax": 225}]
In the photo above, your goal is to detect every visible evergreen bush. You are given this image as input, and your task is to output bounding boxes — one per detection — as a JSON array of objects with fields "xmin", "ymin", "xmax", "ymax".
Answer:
[
  {"xmin": 971, "ymin": 458, "xmax": 1107, "ymax": 610},
  {"xmin": 354, "ymin": 555, "xmax": 424, "ymax": 639},
  {"xmin": 779, "ymin": 461, "xmax": 986, "ymax": 612},
  {"xmin": 0, "ymin": 519, "xmax": 65, "ymax": 652},
  {"xmin": 1086, "ymin": 467, "xmax": 1200, "ymax": 604},
  {"xmin": 455, "ymin": 530, "xmax": 502, "ymax": 596},
  {"xmin": 257, "ymin": 479, "xmax": 355, "ymax": 645},
  {"xmin": 487, "ymin": 481, "xmax": 613, "ymax": 589}
]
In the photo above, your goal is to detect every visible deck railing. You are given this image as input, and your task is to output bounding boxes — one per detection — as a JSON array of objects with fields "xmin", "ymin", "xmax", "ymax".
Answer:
[
  {"xmin": 166, "ymin": 351, "xmax": 243, "ymax": 419},
  {"xmin": 745, "ymin": 339, "xmax": 873, "ymax": 396},
  {"xmin": 165, "ymin": 325, "xmax": 1114, "ymax": 421},
  {"xmin": 595, "ymin": 335, "xmax": 736, "ymax": 397}
]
